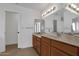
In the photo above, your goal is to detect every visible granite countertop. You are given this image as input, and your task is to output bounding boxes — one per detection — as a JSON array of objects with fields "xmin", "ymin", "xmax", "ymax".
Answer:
[
  {"xmin": 33, "ymin": 33, "xmax": 42, "ymax": 38},
  {"xmin": 58, "ymin": 34, "xmax": 79, "ymax": 47},
  {"xmin": 42, "ymin": 33, "xmax": 58, "ymax": 39},
  {"xmin": 33, "ymin": 33, "xmax": 79, "ymax": 47},
  {"xmin": 32, "ymin": 33, "xmax": 45, "ymax": 38}
]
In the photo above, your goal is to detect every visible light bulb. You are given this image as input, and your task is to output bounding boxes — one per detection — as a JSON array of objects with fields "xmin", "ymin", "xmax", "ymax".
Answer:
[
  {"xmin": 44, "ymin": 12, "xmax": 46, "ymax": 15},
  {"xmin": 42, "ymin": 14, "xmax": 44, "ymax": 16},
  {"xmin": 51, "ymin": 6, "xmax": 54, "ymax": 10},
  {"xmin": 70, "ymin": 4, "xmax": 77, "ymax": 8},
  {"xmin": 48, "ymin": 9, "xmax": 51, "ymax": 12},
  {"xmin": 76, "ymin": 8, "xmax": 79, "ymax": 11}
]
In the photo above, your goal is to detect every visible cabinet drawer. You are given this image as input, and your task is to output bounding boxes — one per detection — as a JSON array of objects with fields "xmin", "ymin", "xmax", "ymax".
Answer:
[
  {"xmin": 51, "ymin": 47, "xmax": 68, "ymax": 56},
  {"xmin": 51, "ymin": 40, "xmax": 78, "ymax": 55},
  {"xmin": 42, "ymin": 36, "xmax": 50, "ymax": 45}
]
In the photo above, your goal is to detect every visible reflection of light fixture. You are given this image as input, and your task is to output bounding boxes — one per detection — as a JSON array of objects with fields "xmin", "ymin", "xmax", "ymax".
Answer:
[
  {"xmin": 48, "ymin": 9, "xmax": 51, "ymax": 12},
  {"xmin": 68, "ymin": 4, "xmax": 76, "ymax": 10},
  {"xmin": 68, "ymin": 4, "xmax": 79, "ymax": 13},
  {"xmin": 70, "ymin": 4, "xmax": 77, "ymax": 8},
  {"xmin": 76, "ymin": 8, "xmax": 79, "ymax": 12},
  {"xmin": 76, "ymin": 8, "xmax": 79, "ymax": 11},
  {"xmin": 42, "ymin": 13, "xmax": 43, "ymax": 16}
]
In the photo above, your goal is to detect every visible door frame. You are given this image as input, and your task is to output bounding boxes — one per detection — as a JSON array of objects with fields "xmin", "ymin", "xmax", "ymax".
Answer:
[{"xmin": 5, "ymin": 11, "xmax": 21, "ymax": 49}]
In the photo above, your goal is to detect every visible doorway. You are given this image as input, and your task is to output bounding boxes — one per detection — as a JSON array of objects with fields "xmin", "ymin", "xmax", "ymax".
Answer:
[
  {"xmin": 53, "ymin": 20, "xmax": 57, "ymax": 32},
  {"xmin": 5, "ymin": 11, "xmax": 20, "ymax": 53}
]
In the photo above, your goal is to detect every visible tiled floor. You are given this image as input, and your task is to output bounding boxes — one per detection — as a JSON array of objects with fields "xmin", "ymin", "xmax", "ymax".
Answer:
[{"xmin": 0, "ymin": 44, "xmax": 38, "ymax": 56}]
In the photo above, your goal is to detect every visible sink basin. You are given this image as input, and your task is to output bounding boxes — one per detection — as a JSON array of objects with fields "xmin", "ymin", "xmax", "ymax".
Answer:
[{"xmin": 46, "ymin": 32, "xmax": 57, "ymax": 37}]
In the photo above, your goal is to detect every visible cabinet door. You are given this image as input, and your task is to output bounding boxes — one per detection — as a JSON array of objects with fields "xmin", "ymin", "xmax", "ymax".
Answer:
[
  {"xmin": 33, "ymin": 36, "xmax": 37, "ymax": 49},
  {"xmin": 52, "ymin": 40, "xmax": 78, "ymax": 55},
  {"xmin": 51, "ymin": 47, "xmax": 68, "ymax": 56},
  {"xmin": 36, "ymin": 46, "xmax": 40, "ymax": 55},
  {"xmin": 41, "ymin": 45, "xmax": 50, "ymax": 56},
  {"xmin": 36, "ymin": 40, "xmax": 41, "ymax": 55}
]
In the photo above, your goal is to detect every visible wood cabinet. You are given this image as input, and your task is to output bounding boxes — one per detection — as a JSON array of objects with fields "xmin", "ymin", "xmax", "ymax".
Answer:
[
  {"xmin": 50, "ymin": 39, "xmax": 79, "ymax": 56},
  {"xmin": 51, "ymin": 47, "xmax": 68, "ymax": 56},
  {"xmin": 50, "ymin": 39, "xmax": 68, "ymax": 56},
  {"xmin": 33, "ymin": 35, "xmax": 37, "ymax": 49},
  {"xmin": 36, "ymin": 37, "xmax": 41, "ymax": 55},
  {"xmin": 41, "ymin": 36, "xmax": 50, "ymax": 56},
  {"xmin": 32, "ymin": 35, "xmax": 41, "ymax": 55},
  {"xmin": 41, "ymin": 45, "xmax": 50, "ymax": 56},
  {"xmin": 33, "ymin": 34, "xmax": 79, "ymax": 56}
]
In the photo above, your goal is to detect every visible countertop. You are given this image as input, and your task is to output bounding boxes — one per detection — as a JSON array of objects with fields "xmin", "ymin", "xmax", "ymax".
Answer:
[
  {"xmin": 32, "ymin": 33, "xmax": 44, "ymax": 38},
  {"xmin": 33, "ymin": 33, "xmax": 79, "ymax": 47}
]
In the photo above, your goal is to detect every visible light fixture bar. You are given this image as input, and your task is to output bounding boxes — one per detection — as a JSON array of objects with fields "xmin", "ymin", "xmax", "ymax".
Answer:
[
  {"xmin": 68, "ymin": 4, "xmax": 79, "ymax": 13},
  {"xmin": 70, "ymin": 4, "xmax": 77, "ymax": 8},
  {"xmin": 42, "ymin": 6, "xmax": 56, "ymax": 17}
]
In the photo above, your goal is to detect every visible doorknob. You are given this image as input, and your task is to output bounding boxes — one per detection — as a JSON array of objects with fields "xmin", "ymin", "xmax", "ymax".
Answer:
[{"xmin": 18, "ymin": 32, "xmax": 19, "ymax": 34}]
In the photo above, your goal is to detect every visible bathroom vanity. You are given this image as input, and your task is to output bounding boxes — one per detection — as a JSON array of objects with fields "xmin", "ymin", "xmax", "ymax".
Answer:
[{"xmin": 32, "ymin": 33, "xmax": 79, "ymax": 56}]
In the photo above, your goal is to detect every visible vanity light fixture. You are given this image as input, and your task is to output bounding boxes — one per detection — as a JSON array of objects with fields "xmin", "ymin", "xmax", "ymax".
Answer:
[
  {"xmin": 70, "ymin": 4, "xmax": 77, "ymax": 9},
  {"xmin": 51, "ymin": 6, "xmax": 54, "ymax": 10},
  {"xmin": 76, "ymin": 8, "xmax": 79, "ymax": 12},
  {"xmin": 68, "ymin": 4, "xmax": 76, "ymax": 11},
  {"xmin": 76, "ymin": 8, "xmax": 79, "ymax": 11},
  {"xmin": 68, "ymin": 4, "xmax": 79, "ymax": 13},
  {"xmin": 42, "ymin": 12, "xmax": 47, "ymax": 16},
  {"xmin": 42, "ymin": 6, "xmax": 56, "ymax": 17}
]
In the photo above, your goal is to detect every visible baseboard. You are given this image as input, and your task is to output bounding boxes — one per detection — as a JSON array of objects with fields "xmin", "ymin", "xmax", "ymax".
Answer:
[
  {"xmin": 18, "ymin": 45, "xmax": 33, "ymax": 49},
  {"xmin": 6, "ymin": 44, "xmax": 18, "ymax": 47},
  {"xmin": 6, "ymin": 42, "xmax": 17, "ymax": 46}
]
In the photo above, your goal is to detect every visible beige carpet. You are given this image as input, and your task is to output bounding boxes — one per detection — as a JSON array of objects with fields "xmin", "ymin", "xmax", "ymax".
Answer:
[{"xmin": 0, "ymin": 45, "xmax": 38, "ymax": 56}]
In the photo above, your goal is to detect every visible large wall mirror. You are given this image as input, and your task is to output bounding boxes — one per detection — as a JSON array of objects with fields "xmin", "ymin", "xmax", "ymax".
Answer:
[{"xmin": 72, "ymin": 17, "xmax": 79, "ymax": 34}]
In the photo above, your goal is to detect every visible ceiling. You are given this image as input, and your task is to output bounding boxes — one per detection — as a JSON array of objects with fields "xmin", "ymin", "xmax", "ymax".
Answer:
[
  {"xmin": 15, "ymin": 3, "xmax": 79, "ymax": 9},
  {"xmin": 14, "ymin": 3, "xmax": 79, "ymax": 15},
  {"xmin": 15, "ymin": 3, "xmax": 51, "ymax": 11}
]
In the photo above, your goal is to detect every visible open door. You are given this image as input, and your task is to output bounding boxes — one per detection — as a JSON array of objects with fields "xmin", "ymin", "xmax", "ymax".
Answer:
[
  {"xmin": 53, "ymin": 20, "xmax": 57, "ymax": 32},
  {"xmin": 5, "ymin": 11, "xmax": 21, "ymax": 50}
]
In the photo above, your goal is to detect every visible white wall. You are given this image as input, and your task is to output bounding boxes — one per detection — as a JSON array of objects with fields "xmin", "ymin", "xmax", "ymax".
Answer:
[
  {"xmin": 0, "ymin": 10, "xmax": 5, "ymax": 52},
  {"xmin": 5, "ymin": 12, "xmax": 19, "ymax": 45},
  {"xmin": 0, "ymin": 3, "xmax": 41, "ymax": 52}
]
